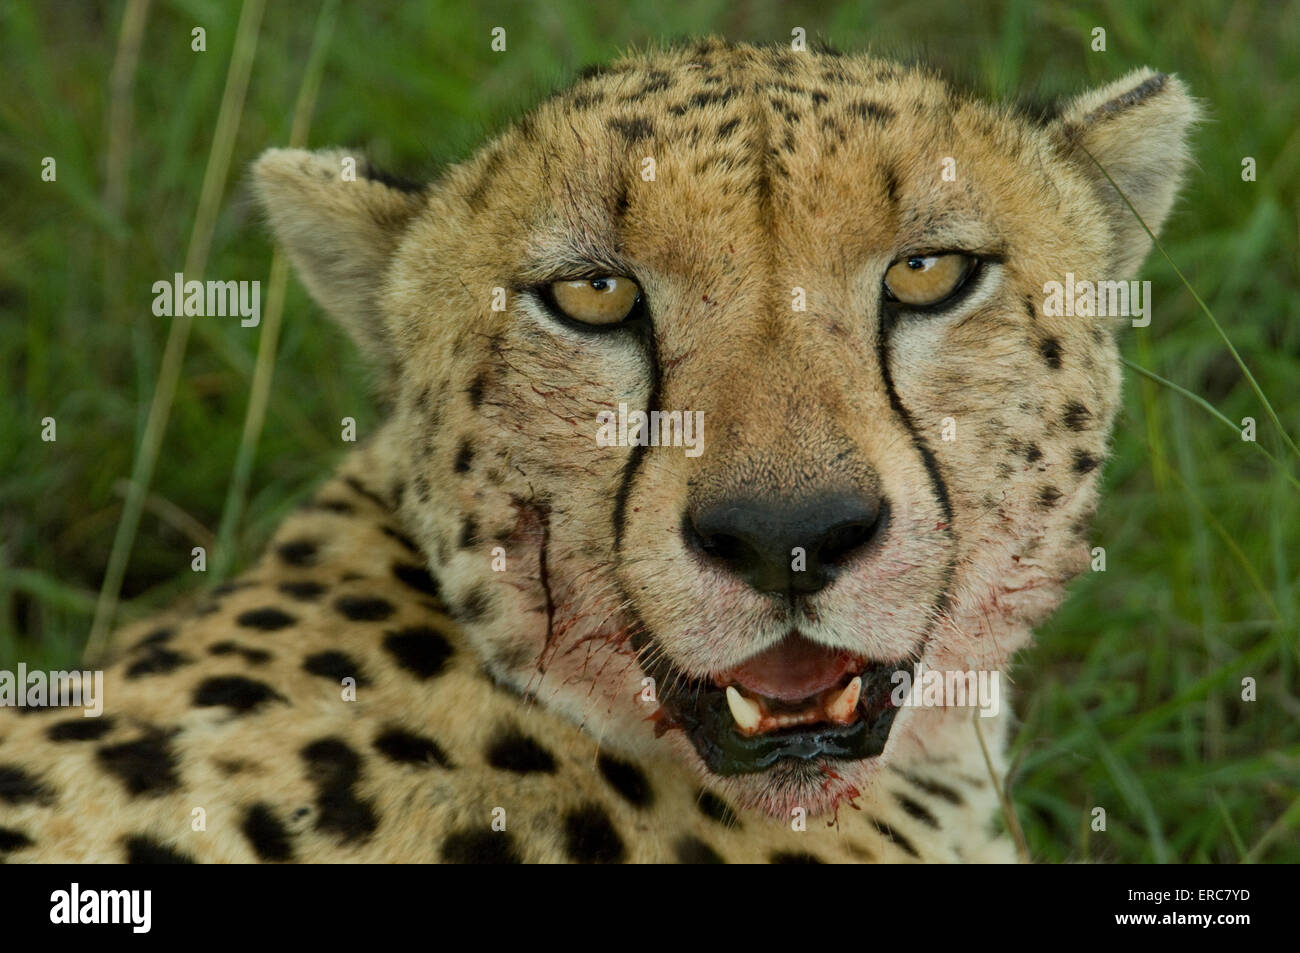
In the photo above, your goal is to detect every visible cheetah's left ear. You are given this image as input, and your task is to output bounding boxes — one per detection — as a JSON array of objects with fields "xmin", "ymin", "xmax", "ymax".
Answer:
[{"xmin": 1053, "ymin": 68, "xmax": 1200, "ymax": 276}]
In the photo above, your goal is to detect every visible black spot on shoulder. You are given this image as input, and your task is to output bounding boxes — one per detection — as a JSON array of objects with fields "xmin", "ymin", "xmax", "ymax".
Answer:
[
  {"xmin": 301, "ymin": 738, "xmax": 377, "ymax": 843},
  {"xmin": 125, "ymin": 645, "xmax": 192, "ymax": 679},
  {"xmin": 694, "ymin": 88, "xmax": 738, "ymax": 109},
  {"xmin": 0, "ymin": 765, "xmax": 54, "ymax": 805},
  {"xmin": 242, "ymin": 803, "xmax": 294, "ymax": 862},
  {"xmin": 467, "ymin": 372, "xmax": 487, "ymax": 408},
  {"xmin": 697, "ymin": 789, "xmax": 740, "ymax": 828},
  {"xmin": 131, "ymin": 627, "xmax": 174, "ymax": 650},
  {"xmin": 570, "ymin": 87, "xmax": 605, "ymax": 110},
  {"xmin": 770, "ymin": 850, "xmax": 822, "ymax": 864},
  {"xmin": 277, "ymin": 539, "xmax": 319, "ymax": 567},
  {"xmin": 236, "ymin": 607, "xmax": 297, "ymax": 631},
  {"xmin": 458, "ymin": 516, "xmax": 478, "ymax": 549},
  {"xmin": 1025, "ymin": 442, "xmax": 1043, "ymax": 463},
  {"xmin": 303, "ymin": 651, "xmax": 369, "ymax": 686},
  {"xmin": 1039, "ymin": 336, "xmax": 1063, "ymax": 369},
  {"xmin": 47, "ymin": 716, "xmax": 116, "ymax": 742},
  {"xmin": 674, "ymin": 835, "xmax": 725, "ymax": 863},
  {"xmin": 0, "ymin": 826, "xmax": 34, "ymax": 853},
  {"xmin": 97, "ymin": 733, "xmax": 180, "ymax": 797},
  {"xmin": 193, "ymin": 676, "xmax": 286, "ymax": 714},
  {"xmin": 441, "ymin": 829, "xmax": 522, "ymax": 863},
  {"xmin": 374, "ymin": 728, "xmax": 453, "ymax": 769},
  {"xmin": 383, "ymin": 626, "xmax": 453, "ymax": 679},
  {"xmin": 597, "ymin": 753, "xmax": 653, "ymax": 808},
  {"xmin": 1037, "ymin": 485, "xmax": 1063, "ymax": 508},
  {"xmin": 717, "ymin": 117, "xmax": 741, "ymax": 139},
  {"xmin": 344, "ymin": 475, "xmax": 391, "ymax": 511},
  {"xmin": 1072, "ymin": 448, "xmax": 1100, "ymax": 473},
  {"xmin": 895, "ymin": 792, "xmax": 941, "ymax": 828},
  {"xmin": 872, "ymin": 818, "xmax": 920, "ymax": 858},
  {"xmin": 211, "ymin": 580, "xmax": 251, "ymax": 597},
  {"xmin": 851, "ymin": 100, "xmax": 895, "ymax": 123},
  {"xmin": 381, "ymin": 525, "xmax": 421, "ymax": 554},
  {"xmin": 208, "ymin": 641, "xmax": 272, "ymax": 665},
  {"xmin": 487, "ymin": 729, "xmax": 556, "ymax": 774},
  {"xmin": 393, "ymin": 562, "xmax": 440, "ymax": 597},
  {"xmin": 333, "ymin": 595, "xmax": 394, "ymax": 622},
  {"xmin": 278, "ymin": 580, "xmax": 327, "ymax": 601},
  {"xmin": 1063, "ymin": 400, "xmax": 1092, "ymax": 431},
  {"xmin": 453, "ymin": 440, "xmax": 475, "ymax": 473},
  {"xmin": 563, "ymin": 805, "xmax": 626, "ymax": 863},
  {"xmin": 609, "ymin": 116, "xmax": 654, "ymax": 143},
  {"xmin": 453, "ymin": 584, "xmax": 490, "ymax": 622},
  {"xmin": 124, "ymin": 835, "xmax": 195, "ymax": 864}
]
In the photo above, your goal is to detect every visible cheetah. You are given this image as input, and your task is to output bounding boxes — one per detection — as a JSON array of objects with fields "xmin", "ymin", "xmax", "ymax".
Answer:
[{"xmin": 0, "ymin": 40, "xmax": 1196, "ymax": 863}]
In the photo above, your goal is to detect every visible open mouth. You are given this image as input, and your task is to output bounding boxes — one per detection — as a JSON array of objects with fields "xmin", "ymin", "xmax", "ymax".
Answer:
[{"xmin": 644, "ymin": 631, "xmax": 904, "ymax": 776}]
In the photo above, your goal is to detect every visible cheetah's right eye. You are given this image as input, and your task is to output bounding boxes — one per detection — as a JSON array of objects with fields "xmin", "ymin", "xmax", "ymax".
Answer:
[
  {"xmin": 883, "ymin": 253, "xmax": 975, "ymax": 308},
  {"xmin": 547, "ymin": 276, "xmax": 642, "ymax": 326}
]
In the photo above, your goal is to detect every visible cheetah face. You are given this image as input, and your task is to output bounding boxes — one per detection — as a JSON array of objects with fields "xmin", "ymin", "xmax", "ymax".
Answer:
[{"xmin": 256, "ymin": 42, "xmax": 1195, "ymax": 817}]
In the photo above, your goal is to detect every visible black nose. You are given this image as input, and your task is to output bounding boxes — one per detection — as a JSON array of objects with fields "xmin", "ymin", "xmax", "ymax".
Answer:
[{"xmin": 683, "ymin": 492, "xmax": 888, "ymax": 596}]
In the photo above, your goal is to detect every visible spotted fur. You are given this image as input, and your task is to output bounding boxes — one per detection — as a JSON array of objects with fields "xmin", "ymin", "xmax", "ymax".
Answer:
[{"xmin": 0, "ymin": 40, "xmax": 1196, "ymax": 863}]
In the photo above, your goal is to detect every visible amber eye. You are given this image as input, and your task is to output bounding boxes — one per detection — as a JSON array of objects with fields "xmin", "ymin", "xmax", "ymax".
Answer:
[
  {"xmin": 548, "ymin": 276, "xmax": 641, "ymax": 326},
  {"xmin": 883, "ymin": 253, "xmax": 975, "ymax": 307}
]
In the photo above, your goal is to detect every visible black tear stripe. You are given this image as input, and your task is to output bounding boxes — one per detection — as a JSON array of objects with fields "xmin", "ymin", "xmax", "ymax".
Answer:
[
  {"xmin": 536, "ymin": 501, "xmax": 556, "ymax": 657},
  {"xmin": 876, "ymin": 329, "xmax": 953, "ymax": 526},
  {"xmin": 609, "ymin": 320, "xmax": 662, "ymax": 667},
  {"xmin": 875, "ymin": 322, "xmax": 958, "ymax": 644},
  {"xmin": 611, "ymin": 321, "xmax": 662, "ymax": 554}
]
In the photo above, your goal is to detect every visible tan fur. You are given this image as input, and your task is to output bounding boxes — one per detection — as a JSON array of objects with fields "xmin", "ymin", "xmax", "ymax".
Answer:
[{"xmin": 0, "ymin": 40, "xmax": 1196, "ymax": 863}]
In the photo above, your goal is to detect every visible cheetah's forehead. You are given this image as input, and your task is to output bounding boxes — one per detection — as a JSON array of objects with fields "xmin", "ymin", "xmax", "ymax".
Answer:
[{"xmin": 448, "ymin": 40, "xmax": 1070, "ymax": 286}]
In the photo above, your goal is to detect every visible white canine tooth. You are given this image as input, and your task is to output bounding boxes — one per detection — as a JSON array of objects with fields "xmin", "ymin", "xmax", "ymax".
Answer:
[
  {"xmin": 725, "ymin": 686, "xmax": 762, "ymax": 734},
  {"xmin": 827, "ymin": 676, "xmax": 862, "ymax": 723}
]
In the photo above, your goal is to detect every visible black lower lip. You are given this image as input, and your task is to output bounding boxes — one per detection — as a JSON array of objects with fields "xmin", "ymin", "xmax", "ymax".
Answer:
[
  {"xmin": 684, "ymin": 697, "xmax": 900, "ymax": 775},
  {"xmin": 646, "ymin": 650, "xmax": 904, "ymax": 776}
]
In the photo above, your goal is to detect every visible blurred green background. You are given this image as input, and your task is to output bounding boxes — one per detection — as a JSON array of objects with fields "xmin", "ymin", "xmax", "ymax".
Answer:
[{"xmin": 2, "ymin": 0, "xmax": 1297, "ymax": 862}]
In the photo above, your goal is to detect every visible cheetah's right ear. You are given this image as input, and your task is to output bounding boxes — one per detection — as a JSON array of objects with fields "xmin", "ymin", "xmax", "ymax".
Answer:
[
  {"xmin": 252, "ymin": 148, "xmax": 426, "ymax": 368},
  {"xmin": 1053, "ymin": 68, "xmax": 1200, "ymax": 276}
]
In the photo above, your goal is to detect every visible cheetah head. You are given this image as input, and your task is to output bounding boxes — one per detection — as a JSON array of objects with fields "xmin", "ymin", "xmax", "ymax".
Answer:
[{"xmin": 254, "ymin": 41, "xmax": 1196, "ymax": 817}]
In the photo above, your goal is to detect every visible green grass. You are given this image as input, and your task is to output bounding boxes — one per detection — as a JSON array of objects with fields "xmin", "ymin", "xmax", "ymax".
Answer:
[{"xmin": 2, "ymin": 0, "xmax": 1296, "ymax": 862}]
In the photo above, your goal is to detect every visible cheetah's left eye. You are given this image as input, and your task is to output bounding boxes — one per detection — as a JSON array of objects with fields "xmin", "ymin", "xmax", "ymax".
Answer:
[
  {"xmin": 883, "ymin": 253, "xmax": 975, "ymax": 308},
  {"xmin": 548, "ymin": 276, "xmax": 641, "ymax": 326}
]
